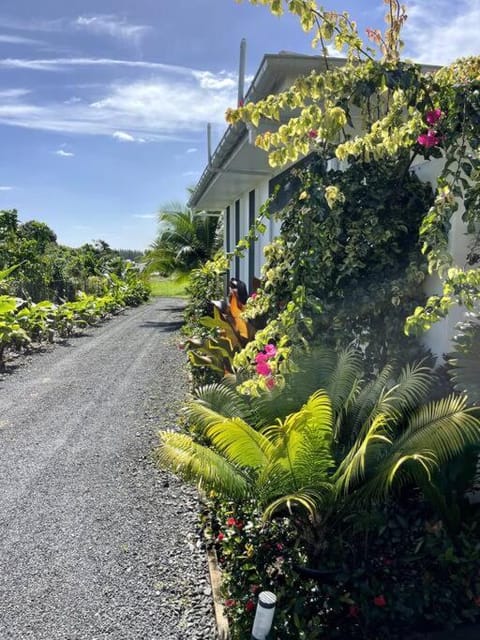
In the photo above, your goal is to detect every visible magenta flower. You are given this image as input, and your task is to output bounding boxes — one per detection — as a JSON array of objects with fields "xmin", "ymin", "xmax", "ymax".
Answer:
[
  {"xmin": 417, "ymin": 129, "xmax": 441, "ymax": 148},
  {"xmin": 308, "ymin": 129, "xmax": 318, "ymax": 139},
  {"xmin": 256, "ymin": 361, "xmax": 272, "ymax": 376},
  {"xmin": 264, "ymin": 344, "xmax": 277, "ymax": 358},
  {"xmin": 255, "ymin": 352, "xmax": 269, "ymax": 364},
  {"xmin": 425, "ymin": 108, "xmax": 443, "ymax": 125}
]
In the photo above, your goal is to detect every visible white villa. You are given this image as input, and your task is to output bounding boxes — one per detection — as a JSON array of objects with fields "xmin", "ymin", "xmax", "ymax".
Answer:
[{"xmin": 188, "ymin": 52, "xmax": 471, "ymax": 360}]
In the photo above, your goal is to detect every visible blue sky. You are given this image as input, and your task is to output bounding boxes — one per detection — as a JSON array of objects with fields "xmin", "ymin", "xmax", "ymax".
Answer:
[{"xmin": 0, "ymin": 0, "xmax": 478, "ymax": 250}]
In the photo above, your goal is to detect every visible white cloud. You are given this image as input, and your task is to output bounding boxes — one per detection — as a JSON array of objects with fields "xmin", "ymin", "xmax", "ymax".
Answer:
[
  {"xmin": 0, "ymin": 34, "xmax": 45, "ymax": 46},
  {"xmin": 55, "ymin": 149, "xmax": 74, "ymax": 157},
  {"xmin": 0, "ymin": 57, "xmax": 193, "ymax": 73},
  {"xmin": 0, "ymin": 185, "xmax": 13, "ymax": 191},
  {"xmin": 0, "ymin": 89, "xmax": 30, "ymax": 99},
  {"xmin": 0, "ymin": 16, "xmax": 65, "ymax": 32},
  {"xmin": 182, "ymin": 170, "xmax": 200, "ymax": 177},
  {"xmin": 404, "ymin": 0, "xmax": 480, "ymax": 64},
  {"xmin": 75, "ymin": 15, "xmax": 150, "ymax": 43},
  {"xmin": 193, "ymin": 70, "xmax": 237, "ymax": 90},
  {"xmin": 186, "ymin": 147, "xmax": 198, "ymax": 154},
  {"xmin": 133, "ymin": 213, "xmax": 157, "ymax": 219},
  {"xmin": 0, "ymin": 63, "xmax": 238, "ymax": 139},
  {"xmin": 113, "ymin": 130, "xmax": 145, "ymax": 143}
]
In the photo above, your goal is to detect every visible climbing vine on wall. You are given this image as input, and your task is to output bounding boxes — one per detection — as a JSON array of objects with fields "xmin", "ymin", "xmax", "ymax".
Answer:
[
  {"xmin": 241, "ymin": 156, "xmax": 434, "ymax": 374},
  {"xmin": 229, "ymin": 1, "xmax": 480, "ymax": 337}
]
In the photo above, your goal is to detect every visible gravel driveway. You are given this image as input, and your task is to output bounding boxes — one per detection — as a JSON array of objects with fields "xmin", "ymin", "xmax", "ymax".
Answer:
[{"xmin": 0, "ymin": 298, "xmax": 216, "ymax": 640}]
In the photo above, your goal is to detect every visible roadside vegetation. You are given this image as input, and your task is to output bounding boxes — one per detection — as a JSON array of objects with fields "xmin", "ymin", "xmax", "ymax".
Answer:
[
  {"xmin": 0, "ymin": 209, "xmax": 150, "ymax": 369},
  {"xmin": 157, "ymin": 1, "xmax": 480, "ymax": 638}
]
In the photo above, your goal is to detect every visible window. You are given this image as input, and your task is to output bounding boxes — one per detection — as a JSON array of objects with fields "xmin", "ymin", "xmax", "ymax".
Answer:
[
  {"xmin": 248, "ymin": 190, "xmax": 255, "ymax": 291},
  {"xmin": 268, "ymin": 153, "xmax": 318, "ymax": 214},
  {"xmin": 234, "ymin": 199, "xmax": 240, "ymax": 278}
]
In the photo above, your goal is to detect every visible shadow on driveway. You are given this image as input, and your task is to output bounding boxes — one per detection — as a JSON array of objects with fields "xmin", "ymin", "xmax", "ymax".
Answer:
[{"xmin": 138, "ymin": 320, "xmax": 184, "ymax": 333}]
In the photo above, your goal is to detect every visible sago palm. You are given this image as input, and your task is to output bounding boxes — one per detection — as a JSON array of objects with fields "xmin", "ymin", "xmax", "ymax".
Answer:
[
  {"xmin": 158, "ymin": 349, "xmax": 480, "ymax": 522},
  {"xmin": 159, "ymin": 390, "xmax": 335, "ymax": 517}
]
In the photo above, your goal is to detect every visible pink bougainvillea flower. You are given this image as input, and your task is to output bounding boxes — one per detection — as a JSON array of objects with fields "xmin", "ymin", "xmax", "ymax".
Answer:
[
  {"xmin": 425, "ymin": 108, "xmax": 443, "ymax": 125},
  {"xmin": 308, "ymin": 129, "xmax": 318, "ymax": 139},
  {"xmin": 348, "ymin": 604, "xmax": 360, "ymax": 618},
  {"xmin": 255, "ymin": 352, "xmax": 269, "ymax": 364},
  {"xmin": 250, "ymin": 292, "xmax": 258, "ymax": 299},
  {"xmin": 365, "ymin": 27, "xmax": 382, "ymax": 44},
  {"xmin": 275, "ymin": 542, "xmax": 284, "ymax": 551},
  {"xmin": 256, "ymin": 361, "xmax": 272, "ymax": 376},
  {"xmin": 417, "ymin": 130, "xmax": 441, "ymax": 148},
  {"xmin": 226, "ymin": 517, "xmax": 237, "ymax": 527},
  {"xmin": 245, "ymin": 599, "xmax": 255, "ymax": 613},
  {"xmin": 264, "ymin": 344, "xmax": 277, "ymax": 358},
  {"xmin": 225, "ymin": 599, "xmax": 236, "ymax": 608},
  {"xmin": 217, "ymin": 532, "xmax": 225, "ymax": 542},
  {"xmin": 266, "ymin": 377, "xmax": 276, "ymax": 391},
  {"xmin": 374, "ymin": 595, "xmax": 387, "ymax": 607}
]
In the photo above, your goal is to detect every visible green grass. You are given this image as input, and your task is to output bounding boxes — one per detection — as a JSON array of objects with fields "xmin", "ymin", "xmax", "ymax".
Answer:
[{"xmin": 148, "ymin": 276, "xmax": 189, "ymax": 298}]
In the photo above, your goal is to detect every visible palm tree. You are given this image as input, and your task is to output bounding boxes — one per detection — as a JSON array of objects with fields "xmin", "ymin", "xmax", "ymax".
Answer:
[
  {"xmin": 144, "ymin": 202, "xmax": 220, "ymax": 277},
  {"xmin": 158, "ymin": 349, "xmax": 480, "ymax": 531}
]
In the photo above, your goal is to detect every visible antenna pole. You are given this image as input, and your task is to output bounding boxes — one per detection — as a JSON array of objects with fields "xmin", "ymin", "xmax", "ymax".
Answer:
[{"xmin": 238, "ymin": 38, "xmax": 246, "ymax": 107}]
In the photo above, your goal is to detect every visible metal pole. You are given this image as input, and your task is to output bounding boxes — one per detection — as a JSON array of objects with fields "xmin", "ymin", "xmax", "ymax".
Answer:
[
  {"xmin": 207, "ymin": 122, "xmax": 212, "ymax": 166},
  {"xmin": 238, "ymin": 38, "xmax": 247, "ymax": 107}
]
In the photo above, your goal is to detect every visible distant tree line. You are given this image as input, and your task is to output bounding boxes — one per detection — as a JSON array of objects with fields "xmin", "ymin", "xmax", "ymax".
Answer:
[{"xmin": 0, "ymin": 209, "xmax": 142, "ymax": 302}]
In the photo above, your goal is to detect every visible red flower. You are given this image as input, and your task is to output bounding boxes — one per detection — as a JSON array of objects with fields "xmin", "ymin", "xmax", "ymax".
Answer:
[
  {"xmin": 225, "ymin": 599, "xmax": 236, "ymax": 608},
  {"xmin": 245, "ymin": 599, "xmax": 256, "ymax": 613},
  {"xmin": 425, "ymin": 108, "xmax": 443, "ymax": 125},
  {"xmin": 308, "ymin": 129, "xmax": 318, "ymax": 139},
  {"xmin": 417, "ymin": 130, "xmax": 441, "ymax": 148},
  {"xmin": 226, "ymin": 517, "xmax": 237, "ymax": 527},
  {"xmin": 275, "ymin": 542, "xmax": 284, "ymax": 551},
  {"xmin": 217, "ymin": 532, "xmax": 225, "ymax": 542},
  {"xmin": 374, "ymin": 595, "xmax": 387, "ymax": 607},
  {"xmin": 348, "ymin": 604, "xmax": 360, "ymax": 618},
  {"xmin": 255, "ymin": 352, "xmax": 269, "ymax": 364},
  {"xmin": 265, "ymin": 376, "xmax": 276, "ymax": 390}
]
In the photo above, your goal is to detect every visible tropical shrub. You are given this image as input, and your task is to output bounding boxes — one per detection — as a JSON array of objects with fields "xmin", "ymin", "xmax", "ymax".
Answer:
[
  {"xmin": 205, "ymin": 496, "xmax": 480, "ymax": 639},
  {"xmin": 159, "ymin": 351, "xmax": 480, "ymax": 534}
]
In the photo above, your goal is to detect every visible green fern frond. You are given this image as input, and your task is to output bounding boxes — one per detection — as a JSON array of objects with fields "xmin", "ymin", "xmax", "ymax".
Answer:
[
  {"xmin": 193, "ymin": 383, "xmax": 251, "ymax": 421},
  {"xmin": 205, "ymin": 417, "xmax": 274, "ymax": 469},
  {"xmin": 393, "ymin": 394, "xmax": 480, "ymax": 464},
  {"xmin": 263, "ymin": 488, "xmax": 331, "ymax": 520},
  {"xmin": 157, "ymin": 431, "xmax": 249, "ymax": 499},
  {"xmin": 347, "ymin": 364, "xmax": 393, "ymax": 436},
  {"xmin": 326, "ymin": 347, "xmax": 363, "ymax": 417},
  {"xmin": 382, "ymin": 360, "xmax": 433, "ymax": 418},
  {"xmin": 184, "ymin": 401, "xmax": 230, "ymax": 432},
  {"xmin": 335, "ymin": 413, "xmax": 392, "ymax": 495}
]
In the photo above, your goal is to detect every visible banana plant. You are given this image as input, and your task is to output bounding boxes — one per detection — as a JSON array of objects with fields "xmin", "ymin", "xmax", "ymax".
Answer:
[{"xmin": 0, "ymin": 295, "xmax": 29, "ymax": 367}]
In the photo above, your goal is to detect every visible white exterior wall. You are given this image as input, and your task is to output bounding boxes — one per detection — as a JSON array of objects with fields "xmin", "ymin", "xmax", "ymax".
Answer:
[{"xmin": 411, "ymin": 157, "xmax": 471, "ymax": 359}]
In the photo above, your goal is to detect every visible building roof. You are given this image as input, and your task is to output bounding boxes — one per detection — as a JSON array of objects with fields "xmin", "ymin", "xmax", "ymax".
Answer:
[{"xmin": 188, "ymin": 53, "xmax": 347, "ymax": 211}]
